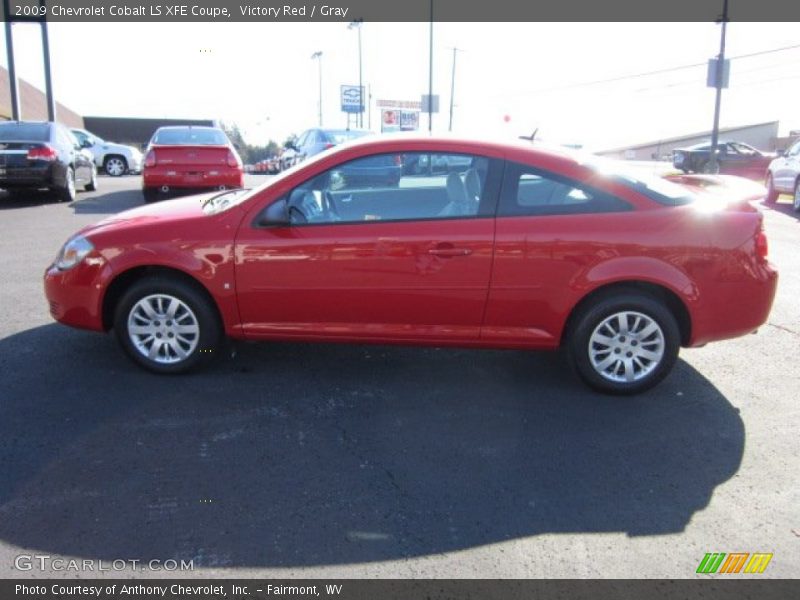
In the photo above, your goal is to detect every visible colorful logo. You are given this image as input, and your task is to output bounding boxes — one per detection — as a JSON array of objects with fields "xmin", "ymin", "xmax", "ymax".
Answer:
[{"xmin": 696, "ymin": 552, "xmax": 773, "ymax": 574}]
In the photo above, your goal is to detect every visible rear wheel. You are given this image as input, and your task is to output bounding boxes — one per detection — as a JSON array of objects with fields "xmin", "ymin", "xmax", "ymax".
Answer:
[
  {"xmin": 114, "ymin": 277, "xmax": 222, "ymax": 374},
  {"xmin": 765, "ymin": 173, "xmax": 778, "ymax": 203},
  {"xmin": 567, "ymin": 292, "xmax": 680, "ymax": 395},
  {"xmin": 57, "ymin": 167, "xmax": 76, "ymax": 203},
  {"xmin": 85, "ymin": 165, "xmax": 98, "ymax": 191}
]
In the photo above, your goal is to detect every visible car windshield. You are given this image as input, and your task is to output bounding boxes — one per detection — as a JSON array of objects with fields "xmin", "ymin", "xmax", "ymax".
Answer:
[
  {"xmin": 153, "ymin": 128, "xmax": 228, "ymax": 145},
  {"xmin": 325, "ymin": 130, "xmax": 371, "ymax": 145},
  {"xmin": 0, "ymin": 122, "xmax": 49, "ymax": 141}
]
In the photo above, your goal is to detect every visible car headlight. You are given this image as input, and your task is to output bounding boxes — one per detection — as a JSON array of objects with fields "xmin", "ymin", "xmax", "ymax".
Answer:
[{"xmin": 55, "ymin": 235, "xmax": 94, "ymax": 271}]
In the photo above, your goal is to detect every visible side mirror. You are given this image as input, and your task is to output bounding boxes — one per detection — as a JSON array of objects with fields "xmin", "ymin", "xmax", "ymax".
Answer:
[
  {"xmin": 257, "ymin": 198, "xmax": 290, "ymax": 227},
  {"xmin": 81, "ymin": 139, "xmax": 93, "ymax": 148}
]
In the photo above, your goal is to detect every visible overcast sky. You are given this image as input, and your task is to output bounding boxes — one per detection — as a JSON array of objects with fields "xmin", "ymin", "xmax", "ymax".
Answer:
[{"xmin": 1, "ymin": 21, "xmax": 798, "ymax": 149}]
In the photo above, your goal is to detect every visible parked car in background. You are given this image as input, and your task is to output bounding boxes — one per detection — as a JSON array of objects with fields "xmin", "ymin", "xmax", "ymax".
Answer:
[
  {"xmin": 765, "ymin": 138, "xmax": 800, "ymax": 211},
  {"xmin": 1, "ymin": 120, "xmax": 96, "ymax": 202},
  {"xmin": 44, "ymin": 136, "xmax": 777, "ymax": 394},
  {"xmin": 70, "ymin": 128, "xmax": 142, "ymax": 177},
  {"xmin": 290, "ymin": 128, "xmax": 373, "ymax": 164},
  {"xmin": 672, "ymin": 141, "xmax": 774, "ymax": 179},
  {"xmin": 141, "ymin": 126, "xmax": 243, "ymax": 202}
]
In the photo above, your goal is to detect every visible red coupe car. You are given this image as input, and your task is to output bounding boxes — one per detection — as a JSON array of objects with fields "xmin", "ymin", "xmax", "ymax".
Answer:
[
  {"xmin": 45, "ymin": 136, "xmax": 777, "ymax": 394},
  {"xmin": 142, "ymin": 125, "xmax": 243, "ymax": 202}
]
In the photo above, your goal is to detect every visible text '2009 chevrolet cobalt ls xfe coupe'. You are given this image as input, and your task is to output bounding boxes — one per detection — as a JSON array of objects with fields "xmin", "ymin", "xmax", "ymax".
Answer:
[{"xmin": 44, "ymin": 136, "xmax": 777, "ymax": 394}]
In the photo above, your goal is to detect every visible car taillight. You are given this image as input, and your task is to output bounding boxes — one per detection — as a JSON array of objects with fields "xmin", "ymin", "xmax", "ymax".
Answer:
[
  {"xmin": 27, "ymin": 145, "xmax": 58, "ymax": 162},
  {"xmin": 227, "ymin": 150, "xmax": 241, "ymax": 168},
  {"xmin": 144, "ymin": 150, "xmax": 156, "ymax": 168},
  {"xmin": 755, "ymin": 229, "xmax": 769, "ymax": 260}
]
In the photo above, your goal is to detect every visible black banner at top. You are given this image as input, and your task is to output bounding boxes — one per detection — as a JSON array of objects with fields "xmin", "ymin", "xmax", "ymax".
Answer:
[{"xmin": 2, "ymin": 0, "xmax": 800, "ymax": 22}]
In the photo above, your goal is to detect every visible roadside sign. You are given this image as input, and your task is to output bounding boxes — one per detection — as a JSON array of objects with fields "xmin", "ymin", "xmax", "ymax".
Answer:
[
  {"xmin": 400, "ymin": 110, "xmax": 419, "ymax": 131},
  {"xmin": 341, "ymin": 85, "xmax": 364, "ymax": 113},
  {"xmin": 707, "ymin": 58, "xmax": 730, "ymax": 88},
  {"xmin": 381, "ymin": 109, "xmax": 400, "ymax": 132}
]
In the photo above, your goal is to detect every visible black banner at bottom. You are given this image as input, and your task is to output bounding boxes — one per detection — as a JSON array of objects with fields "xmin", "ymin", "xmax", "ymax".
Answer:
[{"xmin": 2, "ymin": 580, "xmax": 799, "ymax": 600}]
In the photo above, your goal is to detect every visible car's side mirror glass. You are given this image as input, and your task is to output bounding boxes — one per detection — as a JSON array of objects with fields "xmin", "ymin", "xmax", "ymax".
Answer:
[{"xmin": 258, "ymin": 198, "xmax": 290, "ymax": 227}]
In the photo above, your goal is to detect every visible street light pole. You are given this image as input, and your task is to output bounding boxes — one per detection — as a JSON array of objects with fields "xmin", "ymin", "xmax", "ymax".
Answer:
[
  {"xmin": 311, "ymin": 51, "xmax": 323, "ymax": 127},
  {"xmin": 709, "ymin": 0, "xmax": 729, "ymax": 174},
  {"xmin": 448, "ymin": 47, "xmax": 462, "ymax": 132},
  {"xmin": 348, "ymin": 19, "xmax": 364, "ymax": 129}
]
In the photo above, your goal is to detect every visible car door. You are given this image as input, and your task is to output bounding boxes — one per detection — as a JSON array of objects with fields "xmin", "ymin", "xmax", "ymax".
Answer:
[
  {"xmin": 234, "ymin": 151, "xmax": 502, "ymax": 343},
  {"xmin": 58, "ymin": 126, "xmax": 91, "ymax": 184}
]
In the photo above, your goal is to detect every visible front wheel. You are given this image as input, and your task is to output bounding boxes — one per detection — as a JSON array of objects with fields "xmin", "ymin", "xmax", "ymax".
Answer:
[
  {"xmin": 114, "ymin": 277, "xmax": 222, "ymax": 374},
  {"xmin": 793, "ymin": 180, "xmax": 800, "ymax": 213},
  {"xmin": 104, "ymin": 156, "xmax": 128, "ymax": 177},
  {"xmin": 57, "ymin": 167, "xmax": 76, "ymax": 203},
  {"xmin": 567, "ymin": 293, "xmax": 680, "ymax": 395}
]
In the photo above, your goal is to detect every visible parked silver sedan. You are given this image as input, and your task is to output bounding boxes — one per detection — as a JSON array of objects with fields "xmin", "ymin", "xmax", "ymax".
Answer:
[{"xmin": 766, "ymin": 138, "xmax": 800, "ymax": 211}]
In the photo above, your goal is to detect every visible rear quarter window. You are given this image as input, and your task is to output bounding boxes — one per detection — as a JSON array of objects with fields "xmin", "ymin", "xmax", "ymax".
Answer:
[{"xmin": 500, "ymin": 161, "xmax": 632, "ymax": 217}]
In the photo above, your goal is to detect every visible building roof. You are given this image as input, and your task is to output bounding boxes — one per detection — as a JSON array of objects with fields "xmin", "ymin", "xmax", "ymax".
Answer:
[{"xmin": 83, "ymin": 116, "xmax": 218, "ymax": 147}]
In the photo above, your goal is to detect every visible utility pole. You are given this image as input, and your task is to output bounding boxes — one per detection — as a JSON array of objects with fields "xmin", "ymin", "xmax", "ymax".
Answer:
[
  {"xmin": 311, "ymin": 51, "xmax": 323, "ymax": 126},
  {"xmin": 3, "ymin": 2, "xmax": 20, "ymax": 120},
  {"xmin": 428, "ymin": 0, "xmax": 434, "ymax": 132},
  {"xmin": 448, "ymin": 47, "xmax": 462, "ymax": 132},
  {"xmin": 708, "ymin": 0, "xmax": 729, "ymax": 174}
]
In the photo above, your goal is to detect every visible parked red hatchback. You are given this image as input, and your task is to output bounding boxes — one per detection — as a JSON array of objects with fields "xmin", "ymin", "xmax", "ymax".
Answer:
[
  {"xmin": 142, "ymin": 126, "xmax": 243, "ymax": 202},
  {"xmin": 45, "ymin": 136, "xmax": 777, "ymax": 394}
]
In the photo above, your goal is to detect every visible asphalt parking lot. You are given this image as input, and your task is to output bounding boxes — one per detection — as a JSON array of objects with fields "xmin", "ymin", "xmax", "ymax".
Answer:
[{"xmin": 0, "ymin": 174, "xmax": 798, "ymax": 578}]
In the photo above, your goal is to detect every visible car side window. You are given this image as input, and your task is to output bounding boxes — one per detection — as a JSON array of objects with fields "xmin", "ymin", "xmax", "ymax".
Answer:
[
  {"xmin": 787, "ymin": 141, "xmax": 800, "ymax": 157},
  {"xmin": 499, "ymin": 161, "xmax": 632, "ymax": 217},
  {"xmin": 283, "ymin": 152, "xmax": 494, "ymax": 225}
]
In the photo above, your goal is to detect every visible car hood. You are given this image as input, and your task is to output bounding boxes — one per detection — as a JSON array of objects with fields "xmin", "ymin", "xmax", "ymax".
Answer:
[
  {"xmin": 98, "ymin": 141, "xmax": 140, "ymax": 156},
  {"xmin": 78, "ymin": 194, "xmax": 212, "ymax": 238}
]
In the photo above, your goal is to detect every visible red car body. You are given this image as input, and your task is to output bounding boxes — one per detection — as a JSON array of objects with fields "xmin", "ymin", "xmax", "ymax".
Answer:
[
  {"xmin": 45, "ymin": 136, "xmax": 777, "ymax": 393},
  {"xmin": 142, "ymin": 126, "xmax": 243, "ymax": 200}
]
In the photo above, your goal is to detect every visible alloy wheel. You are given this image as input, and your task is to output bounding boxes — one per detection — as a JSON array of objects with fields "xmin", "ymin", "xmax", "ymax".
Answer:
[
  {"xmin": 127, "ymin": 294, "xmax": 200, "ymax": 364},
  {"xmin": 588, "ymin": 311, "xmax": 665, "ymax": 383},
  {"xmin": 106, "ymin": 157, "xmax": 126, "ymax": 176}
]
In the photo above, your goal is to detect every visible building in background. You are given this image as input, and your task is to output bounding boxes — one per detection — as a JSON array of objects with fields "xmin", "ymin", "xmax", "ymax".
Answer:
[
  {"xmin": 598, "ymin": 121, "xmax": 780, "ymax": 161},
  {"xmin": 0, "ymin": 66, "xmax": 83, "ymax": 128}
]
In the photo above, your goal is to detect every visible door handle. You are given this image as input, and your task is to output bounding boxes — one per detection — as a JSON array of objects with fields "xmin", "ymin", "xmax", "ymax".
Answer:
[{"xmin": 428, "ymin": 246, "xmax": 472, "ymax": 257}]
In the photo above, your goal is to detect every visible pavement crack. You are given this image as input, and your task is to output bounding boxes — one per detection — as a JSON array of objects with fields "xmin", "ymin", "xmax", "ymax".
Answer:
[{"xmin": 767, "ymin": 322, "xmax": 800, "ymax": 337}]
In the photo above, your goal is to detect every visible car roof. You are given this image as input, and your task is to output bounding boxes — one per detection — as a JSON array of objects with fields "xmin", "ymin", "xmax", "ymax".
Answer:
[{"xmin": 153, "ymin": 125, "xmax": 222, "ymax": 131}]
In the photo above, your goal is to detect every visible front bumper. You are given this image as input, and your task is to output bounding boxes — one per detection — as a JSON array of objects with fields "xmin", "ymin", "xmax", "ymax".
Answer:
[{"xmin": 44, "ymin": 257, "xmax": 111, "ymax": 332}]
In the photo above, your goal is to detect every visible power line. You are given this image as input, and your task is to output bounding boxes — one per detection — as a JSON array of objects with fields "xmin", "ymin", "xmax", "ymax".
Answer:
[{"xmin": 509, "ymin": 43, "xmax": 800, "ymax": 96}]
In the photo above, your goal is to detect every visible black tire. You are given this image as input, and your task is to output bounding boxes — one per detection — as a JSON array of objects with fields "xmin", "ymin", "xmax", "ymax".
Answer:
[
  {"xmin": 85, "ymin": 165, "xmax": 98, "ymax": 192},
  {"xmin": 764, "ymin": 173, "xmax": 778, "ymax": 203},
  {"xmin": 142, "ymin": 188, "xmax": 159, "ymax": 203},
  {"xmin": 793, "ymin": 180, "xmax": 800, "ymax": 213},
  {"xmin": 113, "ymin": 277, "xmax": 222, "ymax": 374},
  {"xmin": 567, "ymin": 292, "xmax": 680, "ymax": 395},
  {"xmin": 57, "ymin": 167, "xmax": 76, "ymax": 203},
  {"xmin": 104, "ymin": 155, "xmax": 128, "ymax": 177},
  {"xmin": 700, "ymin": 160, "xmax": 718, "ymax": 174}
]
